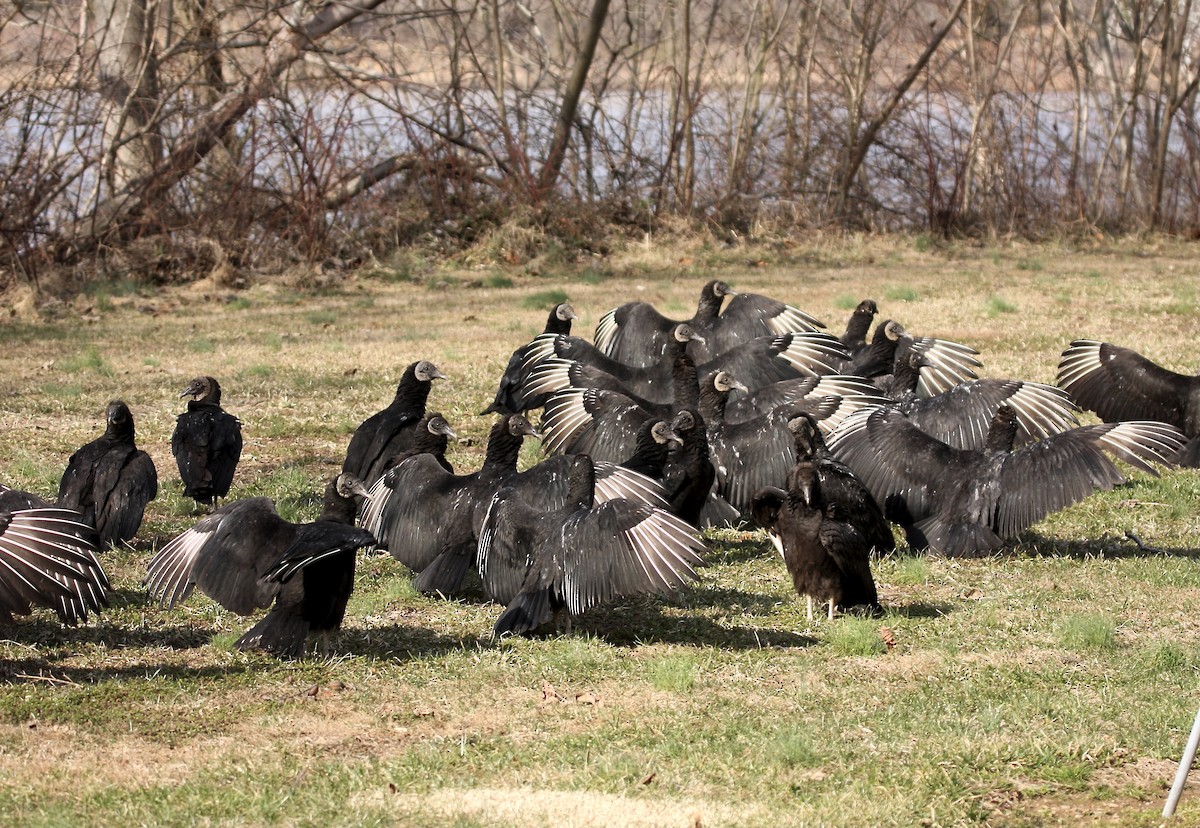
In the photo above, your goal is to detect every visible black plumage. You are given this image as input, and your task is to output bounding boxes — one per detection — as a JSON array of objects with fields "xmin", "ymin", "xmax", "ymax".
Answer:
[
  {"xmin": 1057, "ymin": 340, "xmax": 1200, "ymax": 466},
  {"xmin": 695, "ymin": 288, "xmax": 826, "ymax": 360},
  {"xmin": 826, "ymin": 405, "xmax": 1184, "ymax": 557},
  {"xmin": 840, "ymin": 319, "xmax": 983, "ymax": 397},
  {"xmin": 700, "ymin": 371, "xmax": 864, "ymax": 513},
  {"xmin": 361, "ymin": 414, "xmax": 540, "ymax": 597},
  {"xmin": 145, "ymin": 473, "xmax": 376, "ymax": 658},
  {"xmin": 342, "ymin": 360, "xmax": 447, "ymax": 485},
  {"xmin": 660, "ymin": 409, "xmax": 720, "ymax": 528},
  {"xmin": 58, "ymin": 400, "xmax": 158, "ymax": 547},
  {"xmin": 523, "ymin": 323, "xmax": 706, "ymax": 406},
  {"xmin": 751, "ymin": 460, "xmax": 882, "ymax": 622},
  {"xmin": 477, "ymin": 455, "xmax": 706, "ymax": 637},
  {"xmin": 592, "ymin": 280, "xmax": 733, "ymax": 368},
  {"xmin": 0, "ymin": 486, "xmax": 109, "ymax": 625},
  {"xmin": 593, "ymin": 280, "xmax": 826, "ymax": 367},
  {"xmin": 483, "ymin": 302, "xmax": 578, "ymax": 415},
  {"xmin": 883, "ymin": 341, "xmax": 1079, "ymax": 449},
  {"xmin": 381, "ymin": 413, "xmax": 457, "ymax": 474},
  {"xmin": 171, "ymin": 376, "xmax": 243, "ymax": 507},
  {"xmin": 840, "ymin": 299, "xmax": 879, "ymax": 354}
]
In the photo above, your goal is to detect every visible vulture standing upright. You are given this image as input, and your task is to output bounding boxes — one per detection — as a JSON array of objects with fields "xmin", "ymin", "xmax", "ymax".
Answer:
[
  {"xmin": 172, "ymin": 376, "xmax": 243, "ymax": 508},
  {"xmin": 342, "ymin": 360, "xmax": 446, "ymax": 485},
  {"xmin": 483, "ymin": 302, "xmax": 578, "ymax": 415},
  {"xmin": 58, "ymin": 400, "xmax": 158, "ymax": 547}
]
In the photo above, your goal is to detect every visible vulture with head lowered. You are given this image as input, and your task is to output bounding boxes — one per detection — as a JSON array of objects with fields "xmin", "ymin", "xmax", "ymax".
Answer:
[
  {"xmin": 58, "ymin": 400, "xmax": 158, "ymax": 547},
  {"xmin": 1057, "ymin": 340, "xmax": 1200, "ymax": 467},
  {"xmin": 825, "ymin": 405, "xmax": 1184, "ymax": 557},
  {"xmin": 145, "ymin": 473, "xmax": 376, "ymax": 658}
]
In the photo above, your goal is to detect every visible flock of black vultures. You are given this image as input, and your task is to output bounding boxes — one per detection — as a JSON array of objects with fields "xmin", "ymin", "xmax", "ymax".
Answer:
[{"xmin": 1, "ymin": 281, "xmax": 1195, "ymax": 658}]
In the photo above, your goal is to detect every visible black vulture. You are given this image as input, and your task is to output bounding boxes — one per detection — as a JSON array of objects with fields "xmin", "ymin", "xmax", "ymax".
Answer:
[
  {"xmin": 882, "ymin": 342, "xmax": 1079, "ymax": 449},
  {"xmin": 825, "ymin": 405, "xmax": 1184, "ymax": 557},
  {"xmin": 0, "ymin": 486, "xmax": 109, "ymax": 625},
  {"xmin": 660, "ymin": 409, "xmax": 722, "ymax": 528},
  {"xmin": 477, "ymin": 455, "xmax": 706, "ymax": 637},
  {"xmin": 840, "ymin": 299, "xmax": 879, "ymax": 354},
  {"xmin": 58, "ymin": 400, "xmax": 158, "ymax": 547},
  {"xmin": 363, "ymin": 414, "xmax": 671, "ymax": 597},
  {"xmin": 172, "ymin": 376, "xmax": 243, "ymax": 508},
  {"xmin": 483, "ymin": 302, "xmax": 578, "ymax": 415},
  {"xmin": 618, "ymin": 418, "xmax": 682, "ymax": 479},
  {"xmin": 720, "ymin": 374, "xmax": 887, "ymax": 427},
  {"xmin": 695, "ymin": 288, "xmax": 826, "ymax": 359},
  {"xmin": 145, "ymin": 473, "xmax": 376, "ymax": 658},
  {"xmin": 342, "ymin": 360, "xmax": 446, "ymax": 485},
  {"xmin": 361, "ymin": 414, "xmax": 541, "ymax": 597},
  {"xmin": 521, "ymin": 323, "xmax": 706, "ymax": 405},
  {"xmin": 591, "ymin": 280, "xmax": 734, "ymax": 368},
  {"xmin": 593, "ymin": 280, "xmax": 826, "ymax": 367},
  {"xmin": 527, "ymin": 326, "xmax": 850, "ymax": 406},
  {"xmin": 1057, "ymin": 340, "xmax": 1200, "ymax": 466},
  {"xmin": 381, "ymin": 413, "xmax": 457, "ymax": 474},
  {"xmin": 840, "ymin": 320, "xmax": 983, "ymax": 397},
  {"xmin": 700, "ymin": 371, "xmax": 869, "ymax": 513},
  {"xmin": 752, "ymin": 459, "xmax": 882, "ymax": 622}
]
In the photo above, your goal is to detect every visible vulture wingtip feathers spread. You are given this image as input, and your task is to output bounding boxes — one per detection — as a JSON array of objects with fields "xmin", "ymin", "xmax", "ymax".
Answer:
[
  {"xmin": 479, "ymin": 454, "xmax": 705, "ymax": 638},
  {"xmin": 826, "ymin": 404, "xmax": 1184, "ymax": 557},
  {"xmin": 1056, "ymin": 339, "xmax": 1200, "ymax": 467},
  {"xmin": 145, "ymin": 473, "xmax": 376, "ymax": 658},
  {"xmin": 0, "ymin": 504, "xmax": 109, "ymax": 625}
]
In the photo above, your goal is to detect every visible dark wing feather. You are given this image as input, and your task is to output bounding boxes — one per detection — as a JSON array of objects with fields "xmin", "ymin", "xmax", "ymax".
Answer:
[
  {"xmin": 95, "ymin": 449, "xmax": 157, "ymax": 545},
  {"xmin": 593, "ymin": 303, "xmax": 677, "ymax": 368},
  {"xmin": 1056, "ymin": 340, "xmax": 1196, "ymax": 428},
  {"xmin": 557, "ymin": 501, "xmax": 705, "ymax": 616},
  {"xmin": 993, "ymin": 421, "xmax": 1184, "ymax": 539},
  {"xmin": 363, "ymin": 454, "xmax": 477, "ymax": 572},
  {"xmin": 709, "ymin": 410, "xmax": 799, "ymax": 512},
  {"xmin": 145, "ymin": 498, "xmax": 286, "ymax": 612},
  {"xmin": 540, "ymin": 388, "xmax": 654, "ymax": 461},
  {"xmin": 900, "ymin": 380, "xmax": 1079, "ymax": 449}
]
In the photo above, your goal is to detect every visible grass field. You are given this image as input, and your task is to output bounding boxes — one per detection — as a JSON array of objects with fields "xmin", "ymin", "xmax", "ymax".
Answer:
[{"xmin": 1, "ymin": 235, "xmax": 1199, "ymax": 827}]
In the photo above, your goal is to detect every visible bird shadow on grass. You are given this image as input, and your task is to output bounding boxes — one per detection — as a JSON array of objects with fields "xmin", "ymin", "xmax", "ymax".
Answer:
[
  {"xmin": 335, "ymin": 625, "xmax": 486, "ymax": 662},
  {"xmin": 574, "ymin": 599, "xmax": 819, "ymax": 650},
  {"xmin": 1015, "ymin": 532, "xmax": 1200, "ymax": 561},
  {"xmin": 701, "ymin": 535, "xmax": 772, "ymax": 566}
]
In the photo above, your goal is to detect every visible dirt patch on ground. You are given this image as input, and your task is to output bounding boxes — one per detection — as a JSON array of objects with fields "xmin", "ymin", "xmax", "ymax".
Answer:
[{"xmin": 359, "ymin": 785, "xmax": 760, "ymax": 827}]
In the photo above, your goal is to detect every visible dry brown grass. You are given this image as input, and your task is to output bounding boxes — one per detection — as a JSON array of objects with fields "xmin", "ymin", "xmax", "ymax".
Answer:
[{"xmin": 1, "ymin": 234, "xmax": 1199, "ymax": 827}]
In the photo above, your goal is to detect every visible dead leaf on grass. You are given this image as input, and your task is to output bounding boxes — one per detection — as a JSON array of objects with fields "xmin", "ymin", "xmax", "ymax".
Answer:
[
  {"xmin": 541, "ymin": 680, "xmax": 560, "ymax": 703},
  {"xmin": 412, "ymin": 706, "xmax": 435, "ymax": 718},
  {"xmin": 880, "ymin": 626, "xmax": 896, "ymax": 651},
  {"xmin": 963, "ymin": 588, "xmax": 984, "ymax": 600},
  {"xmin": 574, "ymin": 691, "xmax": 599, "ymax": 705}
]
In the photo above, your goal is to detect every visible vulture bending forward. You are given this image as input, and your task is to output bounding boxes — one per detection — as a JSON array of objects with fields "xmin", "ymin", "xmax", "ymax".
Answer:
[
  {"xmin": 0, "ymin": 488, "xmax": 110, "ymax": 625},
  {"xmin": 58, "ymin": 400, "xmax": 158, "ymax": 547},
  {"xmin": 342, "ymin": 360, "xmax": 446, "ymax": 485},
  {"xmin": 145, "ymin": 474, "xmax": 376, "ymax": 658},
  {"xmin": 172, "ymin": 376, "xmax": 243, "ymax": 507},
  {"xmin": 477, "ymin": 455, "xmax": 706, "ymax": 637},
  {"xmin": 826, "ymin": 405, "xmax": 1184, "ymax": 557},
  {"xmin": 1057, "ymin": 340, "xmax": 1200, "ymax": 466},
  {"xmin": 752, "ymin": 414, "xmax": 891, "ymax": 620}
]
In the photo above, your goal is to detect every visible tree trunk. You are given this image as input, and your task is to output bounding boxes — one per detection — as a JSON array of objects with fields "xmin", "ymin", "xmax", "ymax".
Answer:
[
  {"xmin": 534, "ymin": 0, "xmax": 611, "ymax": 198},
  {"xmin": 90, "ymin": 0, "xmax": 161, "ymax": 193}
]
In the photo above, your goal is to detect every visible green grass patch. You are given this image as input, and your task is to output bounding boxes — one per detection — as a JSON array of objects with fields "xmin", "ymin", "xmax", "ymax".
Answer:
[
  {"xmin": 826, "ymin": 617, "xmax": 888, "ymax": 655},
  {"xmin": 60, "ymin": 345, "xmax": 111, "ymax": 375},
  {"xmin": 522, "ymin": 289, "xmax": 569, "ymax": 309},
  {"xmin": 1057, "ymin": 613, "xmax": 1118, "ymax": 651},
  {"xmin": 188, "ymin": 337, "xmax": 216, "ymax": 353},
  {"xmin": 884, "ymin": 286, "xmax": 919, "ymax": 302},
  {"xmin": 985, "ymin": 295, "xmax": 1018, "ymax": 316}
]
